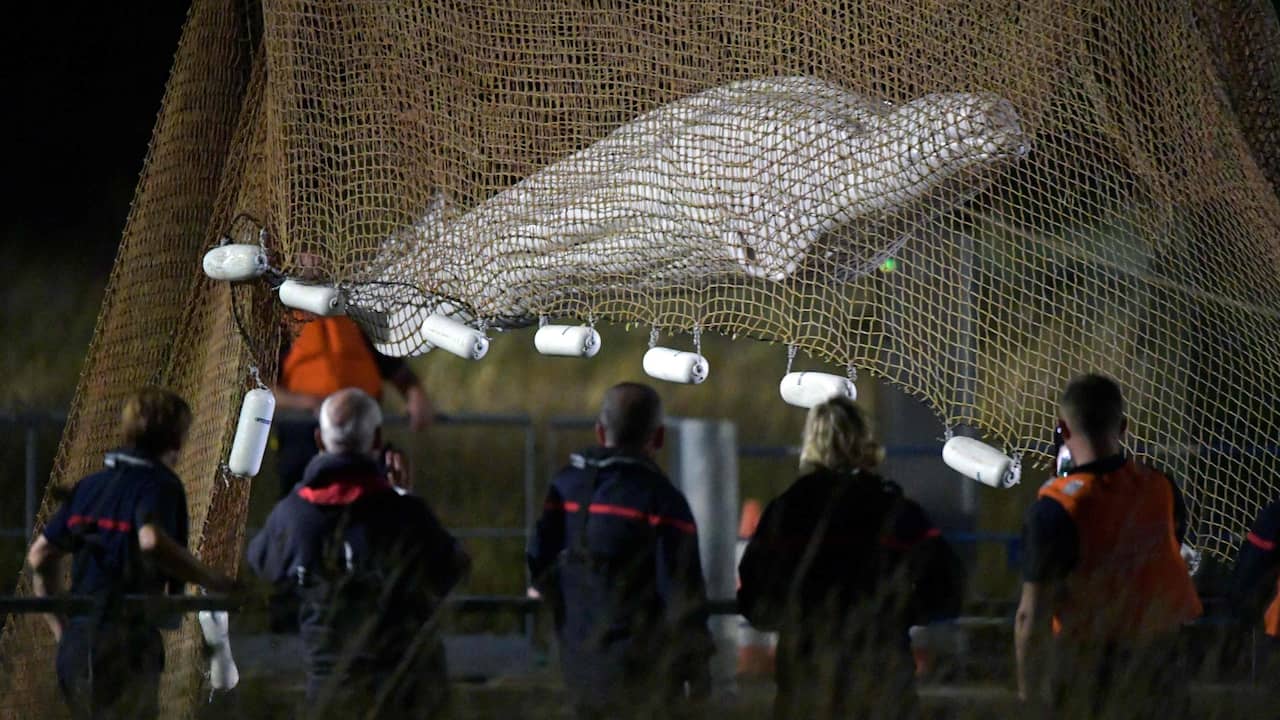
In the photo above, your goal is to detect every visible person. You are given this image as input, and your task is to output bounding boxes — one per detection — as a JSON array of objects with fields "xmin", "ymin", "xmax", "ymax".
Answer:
[
  {"xmin": 1015, "ymin": 374, "xmax": 1202, "ymax": 719},
  {"xmin": 268, "ymin": 315, "xmax": 434, "ymax": 633},
  {"xmin": 274, "ymin": 315, "xmax": 433, "ymax": 499},
  {"xmin": 737, "ymin": 396, "xmax": 964, "ymax": 720},
  {"xmin": 247, "ymin": 388, "xmax": 469, "ymax": 719},
  {"xmin": 25, "ymin": 387, "xmax": 238, "ymax": 720},
  {"xmin": 528, "ymin": 382, "xmax": 713, "ymax": 720},
  {"xmin": 1229, "ymin": 497, "xmax": 1280, "ymax": 682}
]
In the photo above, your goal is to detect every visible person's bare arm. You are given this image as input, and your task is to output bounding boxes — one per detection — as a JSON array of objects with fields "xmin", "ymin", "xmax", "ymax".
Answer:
[
  {"xmin": 389, "ymin": 367, "xmax": 433, "ymax": 431},
  {"xmin": 1015, "ymin": 580, "xmax": 1055, "ymax": 702},
  {"xmin": 137, "ymin": 524, "xmax": 236, "ymax": 593},
  {"xmin": 26, "ymin": 535, "xmax": 68, "ymax": 641}
]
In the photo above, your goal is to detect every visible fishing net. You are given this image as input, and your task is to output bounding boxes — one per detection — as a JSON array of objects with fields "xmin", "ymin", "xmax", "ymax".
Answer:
[
  {"xmin": 4, "ymin": 0, "xmax": 1280, "ymax": 716},
  {"xmin": 261, "ymin": 0, "xmax": 1280, "ymax": 558}
]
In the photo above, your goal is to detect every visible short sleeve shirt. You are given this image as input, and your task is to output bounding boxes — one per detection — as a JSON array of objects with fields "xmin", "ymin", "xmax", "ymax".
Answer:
[{"xmin": 43, "ymin": 450, "xmax": 189, "ymax": 598}]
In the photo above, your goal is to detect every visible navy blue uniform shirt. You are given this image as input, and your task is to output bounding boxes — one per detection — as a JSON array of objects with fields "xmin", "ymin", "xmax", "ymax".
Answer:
[
  {"xmin": 528, "ymin": 447, "xmax": 712, "ymax": 709},
  {"xmin": 1230, "ymin": 498, "xmax": 1280, "ymax": 627},
  {"xmin": 42, "ymin": 449, "xmax": 189, "ymax": 623},
  {"xmin": 248, "ymin": 451, "xmax": 466, "ymax": 690}
]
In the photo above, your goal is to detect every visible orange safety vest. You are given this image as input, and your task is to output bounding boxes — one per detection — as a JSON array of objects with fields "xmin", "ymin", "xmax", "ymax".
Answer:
[
  {"xmin": 280, "ymin": 317, "xmax": 384, "ymax": 399},
  {"xmin": 1038, "ymin": 460, "xmax": 1202, "ymax": 644}
]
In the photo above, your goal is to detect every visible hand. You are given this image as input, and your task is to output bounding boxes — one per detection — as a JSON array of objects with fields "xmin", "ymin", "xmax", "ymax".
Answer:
[
  {"xmin": 404, "ymin": 385, "xmax": 433, "ymax": 432},
  {"xmin": 384, "ymin": 447, "xmax": 413, "ymax": 494}
]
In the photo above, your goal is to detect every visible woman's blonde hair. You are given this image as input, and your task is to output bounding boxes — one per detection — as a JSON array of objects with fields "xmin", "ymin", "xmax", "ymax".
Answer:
[{"xmin": 799, "ymin": 396, "xmax": 884, "ymax": 473}]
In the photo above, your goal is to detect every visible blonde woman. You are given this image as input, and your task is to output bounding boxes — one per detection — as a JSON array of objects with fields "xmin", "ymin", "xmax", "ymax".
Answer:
[{"xmin": 737, "ymin": 396, "xmax": 964, "ymax": 720}]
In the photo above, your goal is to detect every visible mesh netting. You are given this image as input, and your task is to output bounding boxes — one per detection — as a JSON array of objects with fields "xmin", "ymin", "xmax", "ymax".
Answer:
[
  {"xmin": 261, "ymin": 0, "xmax": 1280, "ymax": 556},
  {"xmin": 3, "ymin": 0, "xmax": 1280, "ymax": 716},
  {"xmin": 0, "ymin": 1, "xmax": 274, "ymax": 716}
]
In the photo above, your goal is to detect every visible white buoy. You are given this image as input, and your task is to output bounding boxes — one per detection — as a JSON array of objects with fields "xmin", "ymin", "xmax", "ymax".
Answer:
[
  {"xmin": 942, "ymin": 436, "xmax": 1019, "ymax": 488},
  {"xmin": 420, "ymin": 313, "xmax": 489, "ymax": 360},
  {"xmin": 202, "ymin": 244, "xmax": 267, "ymax": 282},
  {"xmin": 279, "ymin": 280, "xmax": 345, "ymax": 316},
  {"xmin": 534, "ymin": 325, "xmax": 601, "ymax": 358},
  {"xmin": 228, "ymin": 388, "xmax": 275, "ymax": 477},
  {"xmin": 198, "ymin": 610, "xmax": 239, "ymax": 691},
  {"xmin": 778, "ymin": 372, "xmax": 856, "ymax": 408},
  {"xmin": 643, "ymin": 347, "xmax": 709, "ymax": 384}
]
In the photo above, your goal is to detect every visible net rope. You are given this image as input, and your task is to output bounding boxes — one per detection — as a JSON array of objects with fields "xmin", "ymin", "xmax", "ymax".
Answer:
[
  {"xmin": 4, "ymin": 0, "xmax": 1280, "ymax": 716},
  {"xmin": 261, "ymin": 0, "xmax": 1280, "ymax": 559}
]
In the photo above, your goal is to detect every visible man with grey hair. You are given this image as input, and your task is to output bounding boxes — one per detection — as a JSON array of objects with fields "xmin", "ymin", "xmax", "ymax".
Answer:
[{"xmin": 249, "ymin": 388, "xmax": 469, "ymax": 719}]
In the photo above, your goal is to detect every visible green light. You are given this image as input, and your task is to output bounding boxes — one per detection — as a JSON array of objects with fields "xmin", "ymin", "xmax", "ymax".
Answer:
[{"xmin": 879, "ymin": 257, "xmax": 898, "ymax": 272}]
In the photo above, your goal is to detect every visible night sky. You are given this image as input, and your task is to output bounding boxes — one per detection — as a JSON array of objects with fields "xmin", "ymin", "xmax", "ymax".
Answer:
[{"xmin": 8, "ymin": 3, "xmax": 191, "ymax": 271}]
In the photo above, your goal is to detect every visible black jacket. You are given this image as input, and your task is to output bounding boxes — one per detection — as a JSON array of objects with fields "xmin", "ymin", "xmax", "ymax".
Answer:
[
  {"xmin": 248, "ymin": 452, "xmax": 466, "ymax": 688},
  {"xmin": 738, "ymin": 466, "xmax": 964, "ymax": 718},
  {"xmin": 528, "ymin": 447, "xmax": 713, "ymax": 710}
]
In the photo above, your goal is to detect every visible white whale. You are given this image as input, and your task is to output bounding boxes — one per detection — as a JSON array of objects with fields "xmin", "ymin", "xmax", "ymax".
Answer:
[{"xmin": 349, "ymin": 76, "xmax": 1028, "ymax": 356}]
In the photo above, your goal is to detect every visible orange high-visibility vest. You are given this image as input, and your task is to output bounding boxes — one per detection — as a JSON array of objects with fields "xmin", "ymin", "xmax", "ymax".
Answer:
[
  {"xmin": 280, "ymin": 317, "xmax": 383, "ymax": 399},
  {"xmin": 1039, "ymin": 460, "xmax": 1202, "ymax": 643}
]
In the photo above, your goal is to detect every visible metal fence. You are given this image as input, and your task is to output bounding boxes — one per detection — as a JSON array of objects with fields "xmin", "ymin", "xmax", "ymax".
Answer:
[{"xmin": 1, "ymin": 409, "xmax": 1021, "ymax": 569}]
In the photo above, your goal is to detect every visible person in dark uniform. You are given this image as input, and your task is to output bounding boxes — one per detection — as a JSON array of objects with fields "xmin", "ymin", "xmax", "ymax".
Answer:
[
  {"xmin": 268, "ymin": 316, "xmax": 434, "ymax": 633},
  {"xmin": 1229, "ymin": 497, "xmax": 1280, "ymax": 687},
  {"xmin": 25, "ymin": 387, "xmax": 238, "ymax": 720},
  {"xmin": 248, "ymin": 387, "xmax": 469, "ymax": 719},
  {"xmin": 737, "ymin": 396, "xmax": 964, "ymax": 720},
  {"xmin": 1016, "ymin": 374, "xmax": 1201, "ymax": 720},
  {"xmin": 528, "ymin": 382, "xmax": 713, "ymax": 720},
  {"xmin": 273, "ymin": 316, "xmax": 432, "ymax": 499}
]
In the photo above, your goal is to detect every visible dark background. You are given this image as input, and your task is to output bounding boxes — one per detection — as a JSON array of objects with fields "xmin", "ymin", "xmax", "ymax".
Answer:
[{"xmin": 6, "ymin": 3, "xmax": 191, "ymax": 275}]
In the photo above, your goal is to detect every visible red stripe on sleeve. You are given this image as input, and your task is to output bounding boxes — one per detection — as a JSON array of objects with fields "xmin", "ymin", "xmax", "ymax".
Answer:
[
  {"xmin": 1247, "ymin": 532, "xmax": 1277, "ymax": 551},
  {"xmin": 67, "ymin": 515, "xmax": 133, "ymax": 533}
]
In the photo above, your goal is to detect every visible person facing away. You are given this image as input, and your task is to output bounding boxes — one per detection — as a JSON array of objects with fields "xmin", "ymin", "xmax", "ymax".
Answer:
[
  {"xmin": 528, "ymin": 382, "xmax": 713, "ymax": 720},
  {"xmin": 274, "ymin": 316, "xmax": 434, "ymax": 499},
  {"xmin": 248, "ymin": 387, "xmax": 470, "ymax": 719},
  {"xmin": 26, "ymin": 387, "xmax": 237, "ymax": 720},
  {"xmin": 1016, "ymin": 373, "xmax": 1202, "ymax": 719},
  {"xmin": 737, "ymin": 396, "xmax": 964, "ymax": 720},
  {"xmin": 1229, "ymin": 496, "xmax": 1280, "ymax": 682}
]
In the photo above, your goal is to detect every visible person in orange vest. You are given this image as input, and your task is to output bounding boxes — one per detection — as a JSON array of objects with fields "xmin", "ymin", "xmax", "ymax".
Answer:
[
  {"xmin": 274, "ymin": 316, "xmax": 433, "ymax": 500},
  {"xmin": 1229, "ymin": 497, "xmax": 1280, "ymax": 683},
  {"xmin": 1015, "ymin": 374, "xmax": 1202, "ymax": 719}
]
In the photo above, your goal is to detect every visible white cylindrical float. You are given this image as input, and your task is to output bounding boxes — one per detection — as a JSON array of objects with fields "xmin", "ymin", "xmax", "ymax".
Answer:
[
  {"xmin": 778, "ymin": 372, "xmax": 856, "ymax": 408},
  {"xmin": 420, "ymin": 313, "xmax": 489, "ymax": 360},
  {"xmin": 198, "ymin": 610, "xmax": 240, "ymax": 691},
  {"xmin": 202, "ymin": 244, "xmax": 267, "ymax": 282},
  {"xmin": 941, "ymin": 436, "xmax": 1019, "ymax": 488},
  {"xmin": 534, "ymin": 325, "xmax": 601, "ymax": 358},
  {"xmin": 279, "ymin": 280, "xmax": 345, "ymax": 317},
  {"xmin": 228, "ymin": 388, "xmax": 275, "ymax": 477},
  {"xmin": 643, "ymin": 347, "xmax": 709, "ymax": 384}
]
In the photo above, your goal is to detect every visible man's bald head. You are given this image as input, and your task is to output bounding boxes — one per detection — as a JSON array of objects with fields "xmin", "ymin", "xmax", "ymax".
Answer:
[
  {"xmin": 319, "ymin": 388, "xmax": 383, "ymax": 454},
  {"xmin": 598, "ymin": 382, "xmax": 664, "ymax": 449}
]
